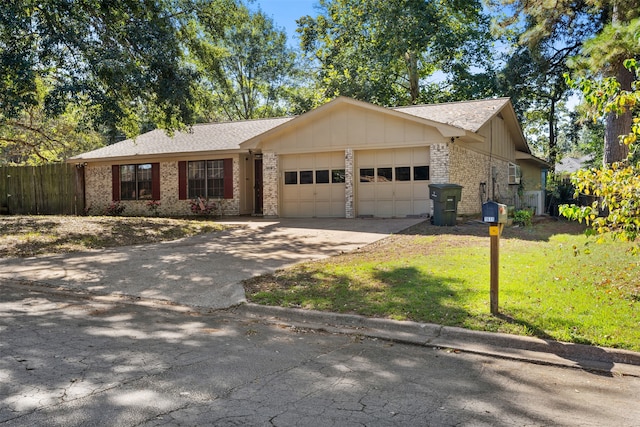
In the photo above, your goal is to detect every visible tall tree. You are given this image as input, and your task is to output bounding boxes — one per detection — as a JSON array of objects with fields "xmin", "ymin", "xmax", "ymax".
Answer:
[
  {"xmin": 492, "ymin": 0, "xmax": 640, "ymax": 164},
  {"xmin": 496, "ymin": 41, "xmax": 574, "ymax": 170},
  {"xmin": 0, "ymin": 79, "xmax": 104, "ymax": 165},
  {"xmin": 183, "ymin": 2, "xmax": 298, "ymax": 120},
  {"xmin": 0, "ymin": 0, "xmax": 211, "ymax": 144},
  {"xmin": 297, "ymin": 0, "xmax": 493, "ymax": 107}
]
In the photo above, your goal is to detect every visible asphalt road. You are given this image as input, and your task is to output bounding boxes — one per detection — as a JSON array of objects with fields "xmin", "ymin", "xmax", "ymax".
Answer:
[{"xmin": 1, "ymin": 282, "xmax": 639, "ymax": 427}]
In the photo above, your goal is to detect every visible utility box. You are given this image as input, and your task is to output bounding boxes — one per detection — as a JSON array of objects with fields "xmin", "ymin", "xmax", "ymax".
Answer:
[
  {"xmin": 482, "ymin": 201, "xmax": 508, "ymax": 224},
  {"xmin": 429, "ymin": 183, "xmax": 463, "ymax": 226}
]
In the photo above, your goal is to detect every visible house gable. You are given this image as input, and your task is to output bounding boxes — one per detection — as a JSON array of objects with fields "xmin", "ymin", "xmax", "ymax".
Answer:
[{"xmin": 247, "ymin": 100, "xmax": 454, "ymax": 154}]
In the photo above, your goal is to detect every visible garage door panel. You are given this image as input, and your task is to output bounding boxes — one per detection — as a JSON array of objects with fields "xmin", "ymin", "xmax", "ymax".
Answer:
[
  {"xmin": 376, "ymin": 183, "xmax": 394, "ymax": 197},
  {"xmin": 394, "ymin": 183, "xmax": 413, "ymax": 198},
  {"xmin": 414, "ymin": 200, "xmax": 429, "ymax": 216},
  {"xmin": 376, "ymin": 202, "xmax": 394, "ymax": 217},
  {"xmin": 280, "ymin": 152, "xmax": 345, "ymax": 217},
  {"xmin": 315, "ymin": 186, "xmax": 332, "ymax": 199},
  {"xmin": 331, "ymin": 201, "xmax": 346, "ymax": 217},
  {"xmin": 315, "ymin": 201, "xmax": 333, "ymax": 217},
  {"xmin": 356, "ymin": 147, "xmax": 430, "ymax": 218},
  {"xmin": 395, "ymin": 200, "xmax": 412, "ymax": 215},
  {"xmin": 359, "ymin": 185, "xmax": 376, "ymax": 199}
]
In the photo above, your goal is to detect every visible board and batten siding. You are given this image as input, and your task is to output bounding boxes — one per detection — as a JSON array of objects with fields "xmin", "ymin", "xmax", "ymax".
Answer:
[{"xmin": 259, "ymin": 103, "xmax": 447, "ymax": 155}]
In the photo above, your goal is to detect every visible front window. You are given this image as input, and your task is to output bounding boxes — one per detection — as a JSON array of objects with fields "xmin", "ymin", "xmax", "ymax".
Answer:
[
  {"xmin": 120, "ymin": 164, "xmax": 153, "ymax": 200},
  {"xmin": 188, "ymin": 160, "xmax": 224, "ymax": 198}
]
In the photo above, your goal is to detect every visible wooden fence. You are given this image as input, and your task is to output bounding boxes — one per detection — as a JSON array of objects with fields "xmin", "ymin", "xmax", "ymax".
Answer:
[{"xmin": 0, "ymin": 164, "xmax": 84, "ymax": 215}]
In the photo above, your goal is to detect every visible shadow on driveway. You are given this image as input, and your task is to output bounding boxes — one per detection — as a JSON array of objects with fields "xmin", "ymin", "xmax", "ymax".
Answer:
[{"xmin": 0, "ymin": 218, "xmax": 424, "ymax": 308}]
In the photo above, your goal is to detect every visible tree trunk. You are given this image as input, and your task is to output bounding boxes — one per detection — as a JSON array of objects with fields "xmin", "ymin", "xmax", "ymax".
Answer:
[
  {"xmin": 548, "ymin": 98, "xmax": 558, "ymax": 171},
  {"xmin": 603, "ymin": 60, "xmax": 633, "ymax": 164},
  {"xmin": 405, "ymin": 51, "xmax": 419, "ymax": 104},
  {"xmin": 603, "ymin": 3, "xmax": 634, "ymax": 164}
]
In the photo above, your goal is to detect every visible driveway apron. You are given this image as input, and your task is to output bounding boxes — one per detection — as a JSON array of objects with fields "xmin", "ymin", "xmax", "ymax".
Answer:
[{"xmin": 0, "ymin": 218, "xmax": 423, "ymax": 309}]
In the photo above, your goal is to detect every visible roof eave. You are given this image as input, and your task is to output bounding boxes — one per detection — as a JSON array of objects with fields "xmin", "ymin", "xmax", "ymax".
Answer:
[
  {"xmin": 67, "ymin": 149, "xmax": 249, "ymax": 164},
  {"xmin": 516, "ymin": 151, "xmax": 550, "ymax": 167}
]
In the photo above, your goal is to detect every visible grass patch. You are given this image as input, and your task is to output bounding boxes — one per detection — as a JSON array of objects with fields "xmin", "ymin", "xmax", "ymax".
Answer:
[
  {"xmin": 0, "ymin": 215, "xmax": 226, "ymax": 258},
  {"xmin": 245, "ymin": 219, "xmax": 640, "ymax": 351}
]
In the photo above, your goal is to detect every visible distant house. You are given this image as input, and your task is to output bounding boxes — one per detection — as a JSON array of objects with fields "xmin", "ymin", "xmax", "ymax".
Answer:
[
  {"xmin": 555, "ymin": 155, "xmax": 593, "ymax": 176},
  {"xmin": 69, "ymin": 96, "xmax": 546, "ymax": 218}
]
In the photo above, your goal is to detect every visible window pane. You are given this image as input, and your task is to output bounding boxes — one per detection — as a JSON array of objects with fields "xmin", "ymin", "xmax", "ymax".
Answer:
[
  {"xmin": 300, "ymin": 170, "xmax": 313, "ymax": 184},
  {"xmin": 360, "ymin": 168, "xmax": 374, "ymax": 182},
  {"xmin": 137, "ymin": 164, "xmax": 152, "ymax": 199},
  {"xmin": 120, "ymin": 165, "xmax": 136, "ymax": 200},
  {"xmin": 316, "ymin": 170, "xmax": 330, "ymax": 184},
  {"xmin": 377, "ymin": 167, "xmax": 392, "ymax": 182},
  {"xmin": 120, "ymin": 165, "xmax": 136, "ymax": 182},
  {"xmin": 414, "ymin": 166, "xmax": 430, "ymax": 181},
  {"xmin": 188, "ymin": 161, "xmax": 205, "ymax": 179},
  {"xmin": 188, "ymin": 161, "xmax": 206, "ymax": 198},
  {"xmin": 332, "ymin": 169, "xmax": 345, "ymax": 183},
  {"xmin": 284, "ymin": 171, "xmax": 297, "ymax": 185},
  {"xmin": 208, "ymin": 160, "xmax": 224, "ymax": 179},
  {"xmin": 207, "ymin": 160, "xmax": 225, "ymax": 198},
  {"xmin": 208, "ymin": 177, "xmax": 224, "ymax": 198},
  {"xmin": 395, "ymin": 166, "xmax": 411, "ymax": 181}
]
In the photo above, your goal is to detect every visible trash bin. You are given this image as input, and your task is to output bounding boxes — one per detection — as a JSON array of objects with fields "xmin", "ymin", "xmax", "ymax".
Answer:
[{"xmin": 429, "ymin": 183, "xmax": 463, "ymax": 226}]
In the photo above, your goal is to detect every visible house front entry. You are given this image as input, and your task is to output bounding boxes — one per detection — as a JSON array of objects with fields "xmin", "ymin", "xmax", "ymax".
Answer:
[{"xmin": 254, "ymin": 156, "xmax": 263, "ymax": 215}]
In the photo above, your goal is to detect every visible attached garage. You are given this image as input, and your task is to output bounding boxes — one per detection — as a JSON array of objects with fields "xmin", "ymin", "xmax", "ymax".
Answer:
[
  {"xmin": 72, "ymin": 96, "xmax": 537, "ymax": 220},
  {"xmin": 280, "ymin": 152, "xmax": 346, "ymax": 217},
  {"xmin": 356, "ymin": 147, "xmax": 430, "ymax": 218}
]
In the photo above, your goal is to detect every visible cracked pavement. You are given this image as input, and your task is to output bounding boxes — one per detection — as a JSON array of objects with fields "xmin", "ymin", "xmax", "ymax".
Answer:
[{"xmin": 1, "ymin": 283, "xmax": 639, "ymax": 426}]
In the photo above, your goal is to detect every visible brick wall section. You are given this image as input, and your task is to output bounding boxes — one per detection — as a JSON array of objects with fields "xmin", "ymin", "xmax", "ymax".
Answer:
[
  {"xmin": 344, "ymin": 148, "xmax": 354, "ymax": 218},
  {"xmin": 84, "ymin": 158, "xmax": 241, "ymax": 217},
  {"xmin": 262, "ymin": 152, "xmax": 279, "ymax": 217},
  {"xmin": 85, "ymin": 165, "xmax": 112, "ymax": 215},
  {"xmin": 429, "ymin": 143, "xmax": 450, "ymax": 184},
  {"xmin": 448, "ymin": 143, "xmax": 516, "ymax": 215}
]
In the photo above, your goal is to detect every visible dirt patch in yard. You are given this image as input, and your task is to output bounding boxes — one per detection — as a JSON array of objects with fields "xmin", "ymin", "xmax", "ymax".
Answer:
[
  {"xmin": 399, "ymin": 216, "xmax": 587, "ymax": 242},
  {"xmin": 0, "ymin": 215, "xmax": 226, "ymax": 258}
]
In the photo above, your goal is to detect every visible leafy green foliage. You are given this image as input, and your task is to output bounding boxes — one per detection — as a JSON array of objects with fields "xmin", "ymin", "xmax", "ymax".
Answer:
[
  {"xmin": 183, "ymin": 2, "xmax": 298, "ymax": 120},
  {"xmin": 0, "ymin": 79, "xmax": 104, "ymax": 165},
  {"xmin": 0, "ymin": 0, "xmax": 204, "ymax": 138},
  {"xmin": 297, "ymin": 0, "xmax": 494, "ymax": 106},
  {"xmin": 513, "ymin": 209, "xmax": 533, "ymax": 226},
  {"xmin": 492, "ymin": 0, "xmax": 640, "ymax": 164},
  {"xmin": 561, "ymin": 60, "xmax": 640, "ymax": 252}
]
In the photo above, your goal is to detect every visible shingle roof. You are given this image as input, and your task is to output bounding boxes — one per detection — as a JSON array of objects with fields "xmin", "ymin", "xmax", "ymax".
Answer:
[
  {"xmin": 70, "ymin": 117, "xmax": 293, "ymax": 160},
  {"xmin": 555, "ymin": 155, "xmax": 593, "ymax": 173},
  {"xmin": 393, "ymin": 98, "xmax": 511, "ymax": 132},
  {"xmin": 70, "ymin": 97, "xmax": 518, "ymax": 162}
]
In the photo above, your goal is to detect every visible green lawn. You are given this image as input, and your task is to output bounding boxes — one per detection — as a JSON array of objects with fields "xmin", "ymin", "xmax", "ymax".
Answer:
[{"xmin": 245, "ymin": 219, "xmax": 640, "ymax": 351}]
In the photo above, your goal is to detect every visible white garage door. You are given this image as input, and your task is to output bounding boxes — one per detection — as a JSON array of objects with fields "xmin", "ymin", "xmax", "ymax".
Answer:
[
  {"xmin": 356, "ymin": 148, "xmax": 430, "ymax": 218},
  {"xmin": 281, "ymin": 152, "xmax": 346, "ymax": 217}
]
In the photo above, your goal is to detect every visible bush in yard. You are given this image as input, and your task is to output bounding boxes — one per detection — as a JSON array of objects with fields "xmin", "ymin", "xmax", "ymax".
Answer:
[
  {"xmin": 189, "ymin": 198, "xmax": 218, "ymax": 216},
  {"xmin": 104, "ymin": 201, "xmax": 125, "ymax": 216},
  {"xmin": 513, "ymin": 209, "xmax": 533, "ymax": 227},
  {"xmin": 146, "ymin": 200, "xmax": 161, "ymax": 216}
]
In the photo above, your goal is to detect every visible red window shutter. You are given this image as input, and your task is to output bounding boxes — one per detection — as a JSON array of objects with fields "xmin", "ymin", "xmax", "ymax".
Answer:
[
  {"xmin": 178, "ymin": 161, "xmax": 187, "ymax": 200},
  {"xmin": 223, "ymin": 158, "xmax": 233, "ymax": 199},
  {"xmin": 151, "ymin": 163, "xmax": 160, "ymax": 200},
  {"xmin": 111, "ymin": 165, "xmax": 120, "ymax": 201}
]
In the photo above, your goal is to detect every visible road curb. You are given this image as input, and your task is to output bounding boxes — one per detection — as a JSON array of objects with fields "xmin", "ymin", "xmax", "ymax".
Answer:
[
  {"xmin": 6, "ymin": 278, "xmax": 640, "ymax": 377},
  {"xmin": 238, "ymin": 304, "xmax": 640, "ymax": 377}
]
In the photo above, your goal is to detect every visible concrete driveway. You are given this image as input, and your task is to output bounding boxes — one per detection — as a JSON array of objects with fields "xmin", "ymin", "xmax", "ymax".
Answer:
[{"xmin": 0, "ymin": 217, "xmax": 424, "ymax": 308}]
